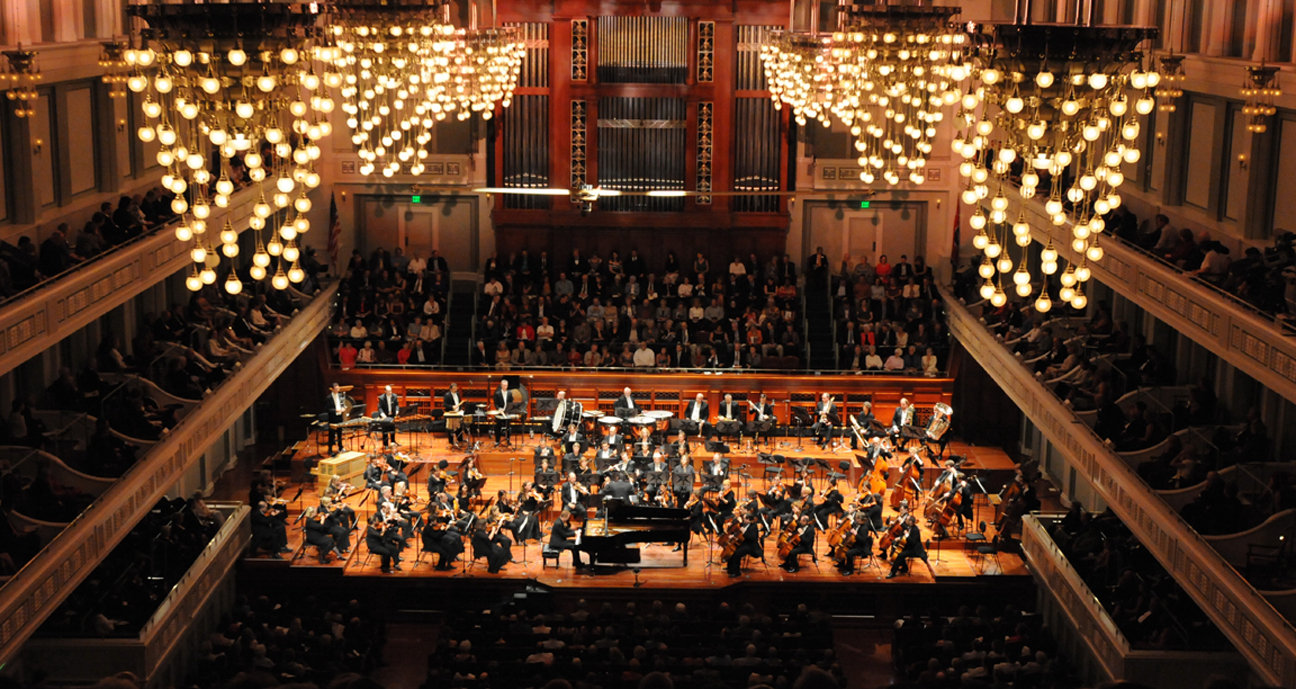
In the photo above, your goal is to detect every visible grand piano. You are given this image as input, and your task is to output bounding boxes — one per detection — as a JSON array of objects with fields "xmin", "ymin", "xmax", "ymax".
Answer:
[{"xmin": 577, "ymin": 500, "xmax": 690, "ymax": 567}]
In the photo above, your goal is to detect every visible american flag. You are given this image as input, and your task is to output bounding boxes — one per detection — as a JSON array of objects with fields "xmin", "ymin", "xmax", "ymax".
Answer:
[
  {"xmin": 950, "ymin": 203, "xmax": 961, "ymax": 270},
  {"xmin": 327, "ymin": 192, "xmax": 340, "ymax": 274}
]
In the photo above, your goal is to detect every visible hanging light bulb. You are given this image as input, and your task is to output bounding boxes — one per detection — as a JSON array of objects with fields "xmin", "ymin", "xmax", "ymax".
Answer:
[
  {"xmin": 184, "ymin": 266, "xmax": 202, "ymax": 292},
  {"xmin": 990, "ymin": 287, "xmax": 1007, "ymax": 307},
  {"xmin": 979, "ymin": 281, "xmax": 995, "ymax": 300},
  {"xmin": 271, "ymin": 266, "xmax": 290, "ymax": 290},
  {"xmin": 225, "ymin": 272, "xmax": 243, "ymax": 294},
  {"xmin": 1035, "ymin": 291, "xmax": 1052, "ymax": 313},
  {"xmin": 288, "ymin": 262, "xmax": 305, "ymax": 283},
  {"xmin": 1070, "ymin": 287, "xmax": 1088, "ymax": 309}
]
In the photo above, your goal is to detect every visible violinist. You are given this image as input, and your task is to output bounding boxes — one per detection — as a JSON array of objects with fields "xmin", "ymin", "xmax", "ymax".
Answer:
[
  {"xmin": 318, "ymin": 496, "xmax": 354, "ymax": 553},
  {"xmin": 324, "ymin": 475, "xmax": 355, "ymax": 504},
  {"xmin": 887, "ymin": 514, "xmax": 936, "ymax": 579},
  {"xmin": 383, "ymin": 456, "xmax": 410, "ymax": 492},
  {"xmin": 632, "ymin": 424, "xmax": 654, "ymax": 458},
  {"xmin": 250, "ymin": 500, "xmax": 290, "ymax": 557},
  {"xmin": 684, "ymin": 489, "xmax": 708, "ymax": 536},
  {"xmin": 548, "ymin": 509, "xmax": 585, "ymax": 568},
  {"xmin": 377, "ymin": 486, "xmax": 414, "ymax": 545},
  {"xmin": 560, "ymin": 471, "xmax": 587, "ymax": 511},
  {"xmin": 779, "ymin": 514, "xmax": 816, "ymax": 573},
  {"xmin": 836, "ymin": 510, "xmax": 874, "ymax": 575},
  {"xmin": 366, "ymin": 513, "xmax": 404, "ymax": 573},
  {"xmin": 671, "ymin": 453, "xmax": 695, "ymax": 506},
  {"xmin": 714, "ymin": 479, "xmax": 738, "ymax": 526},
  {"xmin": 363, "ymin": 455, "xmax": 386, "ymax": 491},
  {"xmin": 303, "ymin": 507, "xmax": 343, "ymax": 564},
  {"xmin": 760, "ymin": 484, "xmax": 794, "ymax": 528},
  {"xmin": 459, "ymin": 456, "xmax": 486, "ymax": 499},
  {"xmin": 427, "ymin": 459, "xmax": 452, "ymax": 498},
  {"xmin": 603, "ymin": 423, "xmax": 625, "ymax": 452},
  {"xmin": 726, "ymin": 512, "xmax": 764, "ymax": 577},
  {"xmin": 858, "ymin": 491, "xmax": 885, "ymax": 531},
  {"xmin": 470, "ymin": 521, "xmax": 511, "ymax": 573},
  {"xmin": 420, "ymin": 512, "xmax": 463, "ymax": 570}
]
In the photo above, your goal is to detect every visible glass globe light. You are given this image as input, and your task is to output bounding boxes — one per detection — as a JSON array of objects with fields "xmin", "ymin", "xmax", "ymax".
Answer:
[
  {"xmin": 271, "ymin": 269, "xmax": 290, "ymax": 291},
  {"xmin": 253, "ymin": 250, "xmax": 271, "ymax": 268},
  {"xmin": 175, "ymin": 224, "xmax": 193, "ymax": 242},
  {"xmin": 249, "ymin": 264, "xmax": 267, "ymax": 281},
  {"xmin": 191, "ymin": 245, "xmax": 207, "ymax": 263},
  {"xmin": 288, "ymin": 264, "xmax": 305, "ymax": 283},
  {"xmin": 997, "ymin": 256, "xmax": 1013, "ymax": 273},
  {"xmin": 1041, "ymin": 260, "xmax": 1058, "ymax": 275},
  {"xmin": 1015, "ymin": 282, "xmax": 1032, "ymax": 297},
  {"xmin": 283, "ymin": 244, "xmax": 301, "ymax": 263},
  {"xmin": 1075, "ymin": 265, "xmax": 1092, "ymax": 282},
  {"xmin": 990, "ymin": 288, "xmax": 1007, "ymax": 307},
  {"xmin": 222, "ymin": 243, "xmax": 239, "ymax": 258},
  {"xmin": 984, "ymin": 240, "xmax": 1002, "ymax": 259},
  {"xmin": 185, "ymin": 271, "xmax": 202, "ymax": 292},
  {"xmin": 979, "ymin": 281, "xmax": 995, "ymax": 300},
  {"xmin": 1035, "ymin": 292, "xmax": 1052, "ymax": 313},
  {"xmin": 200, "ymin": 267, "xmax": 217, "ymax": 285},
  {"xmin": 978, "ymin": 258, "xmax": 995, "ymax": 279},
  {"xmin": 1059, "ymin": 269, "xmax": 1077, "ymax": 287},
  {"xmin": 1086, "ymin": 243, "xmax": 1105, "ymax": 261},
  {"xmin": 225, "ymin": 273, "xmax": 243, "ymax": 294},
  {"xmin": 1071, "ymin": 289, "xmax": 1088, "ymax": 309},
  {"xmin": 1059, "ymin": 285, "xmax": 1075, "ymax": 302}
]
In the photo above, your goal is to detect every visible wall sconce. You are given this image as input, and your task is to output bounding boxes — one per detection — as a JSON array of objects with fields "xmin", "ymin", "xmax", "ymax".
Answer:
[
  {"xmin": 1155, "ymin": 131, "xmax": 1166, "ymax": 147},
  {"xmin": 116, "ymin": 118, "xmax": 126, "ymax": 132},
  {"xmin": 32, "ymin": 137, "xmax": 43, "ymax": 155},
  {"xmin": 1237, "ymin": 153, "xmax": 1249, "ymax": 170},
  {"xmin": 339, "ymin": 190, "xmax": 347, "ymax": 202}
]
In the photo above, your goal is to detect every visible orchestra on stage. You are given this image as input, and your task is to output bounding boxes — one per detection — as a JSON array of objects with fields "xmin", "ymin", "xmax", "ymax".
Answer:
[{"xmin": 273, "ymin": 380, "xmax": 1032, "ymax": 579}]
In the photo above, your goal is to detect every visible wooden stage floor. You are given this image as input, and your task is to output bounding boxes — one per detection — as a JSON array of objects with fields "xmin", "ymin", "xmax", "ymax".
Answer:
[{"xmin": 245, "ymin": 431, "xmax": 1029, "ymax": 589}]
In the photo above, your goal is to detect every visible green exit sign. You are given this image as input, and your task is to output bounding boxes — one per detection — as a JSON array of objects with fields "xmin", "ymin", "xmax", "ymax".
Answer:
[
  {"xmin": 411, "ymin": 195, "xmax": 422, "ymax": 204},
  {"xmin": 859, "ymin": 200, "xmax": 870, "ymax": 209}
]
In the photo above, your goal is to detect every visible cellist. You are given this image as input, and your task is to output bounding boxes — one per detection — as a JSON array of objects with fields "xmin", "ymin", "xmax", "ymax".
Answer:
[{"xmin": 725, "ymin": 512, "xmax": 764, "ymax": 578}]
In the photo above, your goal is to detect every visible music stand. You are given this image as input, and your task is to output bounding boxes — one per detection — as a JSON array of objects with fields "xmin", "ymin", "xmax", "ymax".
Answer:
[{"xmin": 790, "ymin": 407, "xmax": 812, "ymax": 448}]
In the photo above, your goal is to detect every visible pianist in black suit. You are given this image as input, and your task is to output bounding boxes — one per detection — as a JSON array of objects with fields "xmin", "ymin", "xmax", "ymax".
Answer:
[
  {"xmin": 681, "ymin": 393, "xmax": 709, "ymax": 437},
  {"xmin": 726, "ymin": 513, "xmax": 764, "ymax": 577},
  {"xmin": 548, "ymin": 510, "xmax": 585, "ymax": 567}
]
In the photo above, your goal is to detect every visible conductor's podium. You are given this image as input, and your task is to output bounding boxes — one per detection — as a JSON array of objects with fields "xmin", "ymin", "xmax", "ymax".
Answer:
[{"xmin": 312, "ymin": 450, "xmax": 367, "ymax": 493}]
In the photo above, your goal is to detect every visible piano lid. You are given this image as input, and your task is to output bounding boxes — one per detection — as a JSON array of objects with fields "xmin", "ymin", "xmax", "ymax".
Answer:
[{"xmin": 606, "ymin": 500, "xmax": 689, "ymax": 522}]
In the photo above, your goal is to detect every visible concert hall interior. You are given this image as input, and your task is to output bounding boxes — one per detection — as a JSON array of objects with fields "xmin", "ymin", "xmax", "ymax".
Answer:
[{"xmin": 3, "ymin": 1, "xmax": 1296, "ymax": 688}]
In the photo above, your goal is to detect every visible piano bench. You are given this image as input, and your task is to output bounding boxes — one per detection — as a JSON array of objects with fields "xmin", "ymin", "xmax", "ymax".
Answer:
[{"xmin": 541, "ymin": 546, "xmax": 562, "ymax": 569}]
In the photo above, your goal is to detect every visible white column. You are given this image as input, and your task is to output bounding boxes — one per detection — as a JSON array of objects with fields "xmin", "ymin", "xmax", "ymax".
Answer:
[
  {"xmin": 1201, "ymin": 0, "xmax": 1232, "ymax": 57},
  {"xmin": 1, "ymin": 0, "xmax": 38, "ymax": 47},
  {"xmin": 51, "ymin": 0, "xmax": 85, "ymax": 43},
  {"xmin": 95, "ymin": 0, "xmax": 123, "ymax": 39},
  {"xmin": 1251, "ymin": 0, "xmax": 1285, "ymax": 62}
]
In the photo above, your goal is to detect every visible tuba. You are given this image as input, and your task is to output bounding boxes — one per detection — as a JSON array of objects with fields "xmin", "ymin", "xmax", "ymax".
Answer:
[{"xmin": 925, "ymin": 402, "xmax": 953, "ymax": 441}]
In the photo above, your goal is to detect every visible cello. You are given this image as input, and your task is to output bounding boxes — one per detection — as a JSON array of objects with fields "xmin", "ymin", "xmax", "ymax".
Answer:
[
  {"xmin": 889, "ymin": 455, "xmax": 920, "ymax": 509},
  {"xmin": 776, "ymin": 520, "xmax": 801, "ymax": 560},
  {"xmin": 718, "ymin": 518, "xmax": 744, "ymax": 560}
]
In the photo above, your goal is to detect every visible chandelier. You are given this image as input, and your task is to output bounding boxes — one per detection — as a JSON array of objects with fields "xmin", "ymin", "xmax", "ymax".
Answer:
[
  {"xmin": 1241, "ymin": 65, "xmax": 1280, "ymax": 134},
  {"xmin": 760, "ymin": 3, "xmax": 969, "ymax": 186},
  {"xmin": 99, "ymin": 40, "xmax": 130, "ymax": 99},
  {"xmin": 955, "ymin": 19, "xmax": 1158, "ymax": 312},
  {"xmin": 2, "ymin": 48, "xmax": 40, "ymax": 118},
  {"xmin": 126, "ymin": 1, "xmax": 331, "ymax": 293},
  {"xmin": 1154, "ymin": 53, "xmax": 1184, "ymax": 113},
  {"xmin": 327, "ymin": 0, "xmax": 523, "ymax": 177}
]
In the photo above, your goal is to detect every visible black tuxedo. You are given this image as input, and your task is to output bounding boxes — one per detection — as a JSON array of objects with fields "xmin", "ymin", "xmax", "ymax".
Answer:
[
  {"xmin": 682, "ymin": 400, "xmax": 709, "ymax": 435},
  {"xmin": 726, "ymin": 522, "xmax": 764, "ymax": 575},
  {"xmin": 781, "ymin": 522, "xmax": 817, "ymax": 571},
  {"xmin": 376, "ymin": 393, "xmax": 399, "ymax": 444},
  {"xmin": 715, "ymin": 401, "xmax": 743, "ymax": 438},
  {"xmin": 613, "ymin": 395, "xmax": 640, "ymax": 418},
  {"xmin": 812, "ymin": 401, "xmax": 836, "ymax": 447},
  {"xmin": 325, "ymin": 391, "xmax": 349, "ymax": 452}
]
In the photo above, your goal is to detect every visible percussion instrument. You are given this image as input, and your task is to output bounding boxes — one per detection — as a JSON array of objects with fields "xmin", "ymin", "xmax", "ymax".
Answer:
[
  {"xmin": 627, "ymin": 415, "xmax": 654, "ymax": 426},
  {"xmin": 581, "ymin": 409, "xmax": 603, "ymax": 418},
  {"xmin": 645, "ymin": 409, "xmax": 674, "ymax": 432},
  {"xmin": 925, "ymin": 402, "xmax": 953, "ymax": 441},
  {"xmin": 599, "ymin": 415, "xmax": 624, "ymax": 426}
]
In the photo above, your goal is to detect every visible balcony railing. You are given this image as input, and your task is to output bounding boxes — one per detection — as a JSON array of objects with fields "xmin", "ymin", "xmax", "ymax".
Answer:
[
  {"xmin": 0, "ymin": 183, "xmax": 261, "ymax": 379},
  {"xmin": 0, "ymin": 282, "xmax": 337, "ymax": 665},
  {"xmin": 1001, "ymin": 186, "xmax": 1296, "ymax": 405},
  {"xmin": 945, "ymin": 291, "xmax": 1296, "ymax": 687},
  {"xmin": 20, "ymin": 503, "xmax": 249, "ymax": 685},
  {"xmin": 1020, "ymin": 514, "xmax": 1248, "ymax": 687}
]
